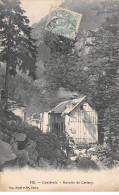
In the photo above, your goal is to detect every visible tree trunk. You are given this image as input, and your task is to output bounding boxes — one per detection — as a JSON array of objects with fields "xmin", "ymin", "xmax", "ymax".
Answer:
[{"xmin": 4, "ymin": 62, "xmax": 9, "ymax": 110}]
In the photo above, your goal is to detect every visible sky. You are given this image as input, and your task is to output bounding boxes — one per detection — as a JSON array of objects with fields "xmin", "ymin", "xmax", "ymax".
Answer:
[{"xmin": 20, "ymin": 0, "xmax": 64, "ymax": 26}]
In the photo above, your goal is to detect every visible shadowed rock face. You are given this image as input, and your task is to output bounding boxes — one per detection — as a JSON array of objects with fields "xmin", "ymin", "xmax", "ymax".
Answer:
[
  {"xmin": 0, "ymin": 139, "xmax": 17, "ymax": 167},
  {"xmin": 31, "ymin": 0, "xmax": 107, "ymax": 80}
]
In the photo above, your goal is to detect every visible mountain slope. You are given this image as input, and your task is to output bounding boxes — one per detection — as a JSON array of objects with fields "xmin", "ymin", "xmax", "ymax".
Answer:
[{"xmin": 31, "ymin": 0, "xmax": 109, "ymax": 80}]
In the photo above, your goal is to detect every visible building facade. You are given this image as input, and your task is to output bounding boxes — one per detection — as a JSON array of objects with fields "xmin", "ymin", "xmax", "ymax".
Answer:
[{"xmin": 48, "ymin": 96, "xmax": 98, "ymax": 144}]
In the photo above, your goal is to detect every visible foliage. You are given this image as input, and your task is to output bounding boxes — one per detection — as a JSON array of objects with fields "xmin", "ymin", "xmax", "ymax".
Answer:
[
  {"xmin": 44, "ymin": 31, "xmax": 79, "ymax": 91},
  {"xmin": 94, "ymin": 145, "xmax": 119, "ymax": 168},
  {"xmin": 43, "ymin": 0, "xmax": 119, "ymax": 153},
  {"xmin": 76, "ymin": 157, "xmax": 99, "ymax": 170},
  {"xmin": 0, "ymin": 0, "xmax": 37, "ymax": 78},
  {"xmin": 0, "ymin": 0, "xmax": 38, "ymax": 107},
  {"xmin": 7, "ymin": 74, "xmax": 60, "ymax": 115},
  {"xmin": 85, "ymin": 0, "xmax": 119, "ymax": 151},
  {"xmin": 0, "ymin": 110, "xmax": 68, "ymax": 166},
  {"xmin": 36, "ymin": 134, "xmax": 61, "ymax": 160}
]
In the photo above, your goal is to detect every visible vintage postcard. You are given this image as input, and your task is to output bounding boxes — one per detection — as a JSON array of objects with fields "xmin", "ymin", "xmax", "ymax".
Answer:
[{"xmin": 0, "ymin": 0, "xmax": 119, "ymax": 192}]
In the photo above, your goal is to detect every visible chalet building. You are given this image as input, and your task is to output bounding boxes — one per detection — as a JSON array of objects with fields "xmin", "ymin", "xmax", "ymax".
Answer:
[{"xmin": 48, "ymin": 96, "xmax": 98, "ymax": 144}]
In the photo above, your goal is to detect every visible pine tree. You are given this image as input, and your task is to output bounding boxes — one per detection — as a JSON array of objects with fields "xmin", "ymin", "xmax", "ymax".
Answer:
[
  {"xmin": 0, "ymin": 0, "xmax": 38, "ymax": 108},
  {"xmin": 43, "ymin": 31, "xmax": 81, "ymax": 91},
  {"xmin": 85, "ymin": 0, "xmax": 119, "ymax": 151}
]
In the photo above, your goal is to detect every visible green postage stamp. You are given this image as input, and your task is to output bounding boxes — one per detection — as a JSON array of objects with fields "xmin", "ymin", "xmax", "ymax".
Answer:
[{"xmin": 45, "ymin": 7, "xmax": 82, "ymax": 39}]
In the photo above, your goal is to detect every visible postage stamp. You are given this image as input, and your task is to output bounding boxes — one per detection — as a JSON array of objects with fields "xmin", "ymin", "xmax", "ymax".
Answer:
[{"xmin": 45, "ymin": 7, "xmax": 82, "ymax": 39}]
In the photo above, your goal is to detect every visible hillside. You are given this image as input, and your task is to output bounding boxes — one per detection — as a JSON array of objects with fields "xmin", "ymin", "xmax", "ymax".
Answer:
[
  {"xmin": 1, "ymin": 0, "xmax": 117, "ymax": 116},
  {"xmin": 31, "ymin": 0, "xmax": 107, "ymax": 80},
  {"xmin": 24, "ymin": 0, "xmax": 111, "ymax": 114}
]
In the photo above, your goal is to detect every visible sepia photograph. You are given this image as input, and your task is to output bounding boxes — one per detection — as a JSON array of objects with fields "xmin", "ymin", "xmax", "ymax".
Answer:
[{"xmin": 0, "ymin": 0, "xmax": 119, "ymax": 192}]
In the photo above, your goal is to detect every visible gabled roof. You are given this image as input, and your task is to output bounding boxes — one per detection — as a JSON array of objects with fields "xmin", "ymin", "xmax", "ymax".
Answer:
[{"xmin": 48, "ymin": 96, "xmax": 86, "ymax": 115}]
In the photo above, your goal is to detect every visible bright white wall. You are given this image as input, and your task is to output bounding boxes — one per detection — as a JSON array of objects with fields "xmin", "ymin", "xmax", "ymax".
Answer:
[{"xmin": 65, "ymin": 103, "xmax": 98, "ymax": 144}]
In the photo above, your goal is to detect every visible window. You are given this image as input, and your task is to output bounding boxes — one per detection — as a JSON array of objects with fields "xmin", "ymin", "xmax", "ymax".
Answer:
[{"xmin": 51, "ymin": 122, "xmax": 64, "ymax": 136}]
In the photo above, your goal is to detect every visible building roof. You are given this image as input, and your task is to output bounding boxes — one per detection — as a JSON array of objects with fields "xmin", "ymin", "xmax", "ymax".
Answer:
[{"xmin": 48, "ymin": 96, "xmax": 86, "ymax": 115}]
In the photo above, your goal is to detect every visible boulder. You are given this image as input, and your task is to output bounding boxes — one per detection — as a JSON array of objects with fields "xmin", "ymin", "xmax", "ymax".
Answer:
[
  {"xmin": 15, "ymin": 133, "xmax": 26, "ymax": 142},
  {"xmin": 11, "ymin": 141, "xmax": 19, "ymax": 153},
  {"xmin": 26, "ymin": 139, "xmax": 36, "ymax": 154},
  {"xmin": 28, "ymin": 159, "xmax": 36, "ymax": 167},
  {"xmin": 38, "ymin": 157, "xmax": 51, "ymax": 168},
  {"xmin": 12, "ymin": 132, "xmax": 26, "ymax": 142},
  {"xmin": 16, "ymin": 150, "xmax": 29, "ymax": 167},
  {"xmin": 50, "ymin": 159, "xmax": 57, "ymax": 169},
  {"xmin": 0, "ymin": 158, "xmax": 18, "ymax": 170},
  {"xmin": 76, "ymin": 157, "xmax": 99, "ymax": 170},
  {"xmin": 28, "ymin": 154, "xmax": 38, "ymax": 167},
  {"xmin": 11, "ymin": 141, "xmax": 29, "ymax": 167},
  {"xmin": 28, "ymin": 150, "xmax": 38, "ymax": 167},
  {"xmin": 0, "ymin": 131, "xmax": 4, "ymax": 141},
  {"xmin": 0, "ymin": 140, "xmax": 16, "ymax": 167}
]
